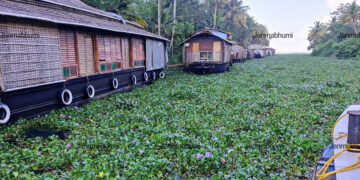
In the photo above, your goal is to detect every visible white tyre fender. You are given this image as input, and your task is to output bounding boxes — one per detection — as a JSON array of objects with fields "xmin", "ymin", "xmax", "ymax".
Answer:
[
  {"xmin": 152, "ymin": 71, "xmax": 156, "ymax": 80},
  {"xmin": 85, "ymin": 85, "xmax": 95, "ymax": 98},
  {"xmin": 159, "ymin": 71, "xmax": 165, "ymax": 79},
  {"xmin": 144, "ymin": 72, "xmax": 149, "ymax": 81},
  {"xmin": 131, "ymin": 74, "xmax": 137, "ymax": 85},
  {"xmin": 112, "ymin": 78, "xmax": 119, "ymax": 89},
  {"xmin": 60, "ymin": 89, "xmax": 73, "ymax": 106},
  {"xmin": 0, "ymin": 103, "xmax": 10, "ymax": 124}
]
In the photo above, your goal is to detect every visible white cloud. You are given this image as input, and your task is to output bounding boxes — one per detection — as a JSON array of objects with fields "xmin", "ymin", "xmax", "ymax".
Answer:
[{"xmin": 325, "ymin": 0, "xmax": 354, "ymax": 10}]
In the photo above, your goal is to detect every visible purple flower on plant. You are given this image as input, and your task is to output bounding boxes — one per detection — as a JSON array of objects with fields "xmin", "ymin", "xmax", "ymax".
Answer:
[
  {"xmin": 196, "ymin": 153, "xmax": 202, "ymax": 159},
  {"xmin": 221, "ymin": 158, "xmax": 226, "ymax": 163},
  {"xmin": 37, "ymin": 152, "xmax": 41, "ymax": 156},
  {"xmin": 52, "ymin": 170, "xmax": 57, "ymax": 174},
  {"xmin": 146, "ymin": 140, "xmax": 150, "ymax": 145},
  {"xmin": 65, "ymin": 143, "xmax": 71, "ymax": 148},
  {"xmin": 74, "ymin": 106, "xmax": 79, "ymax": 110},
  {"xmin": 75, "ymin": 123, "xmax": 79, "ymax": 126},
  {"xmin": 144, "ymin": 115, "xmax": 148, "ymax": 123},
  {"xmin": 136, "ymin": 113, "xmax": 140, "ymax": 117},
  {"xmin": 205, "ymin": 152, "xmax": 210, "ymax": 158},
  {"xmin": 60, "ymin": 114, "xmax": 65, "ymax": 118},
  {"xmin": 132, "ymin": 139, "xmax": 137, "ymax": 143},
  {"xmin": 139, "ymin": 150, "xmax": 145, "ymax": 154},
  {"xmin": 68, "ymin": 116, "xmax": 71, "ymax": 119}
]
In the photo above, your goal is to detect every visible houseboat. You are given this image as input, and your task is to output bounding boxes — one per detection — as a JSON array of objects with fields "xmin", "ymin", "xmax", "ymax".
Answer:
[
  {"xmin": 181, "ymin": 29, "xmax": 233, "ymax": 74},
  {"xmin": 231, "ymin": 42, "xmax": 247, "ymax": 63},
  {"xmin": 0, "ymin": 0, "xmax": 169, "ymax": 124},
  {"xmin": 248, "ymin": 44, "xmax": 265, "ymax": 58},
  {"xmin": 247, "ymin": 49, "xmax": 255, "ymax": 59},
  {"xmin": 266, "ymin": 47, "xmax": 276, "ymax": 56}
]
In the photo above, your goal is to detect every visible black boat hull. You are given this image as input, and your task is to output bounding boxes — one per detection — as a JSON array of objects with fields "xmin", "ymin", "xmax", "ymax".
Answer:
[
  {"xmin": 183, "ymin": 63, "xmax": 230, "ymax": 75},
  {"xmin": 1, "ymin": 68, "xmax": 163, "ymax": 123}
]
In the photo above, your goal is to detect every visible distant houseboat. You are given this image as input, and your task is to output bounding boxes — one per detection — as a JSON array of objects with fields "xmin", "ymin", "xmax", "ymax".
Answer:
[
  {"xmin": 181, "ymin": 29, "xmax": 233, "ymax": 74},
  {"xmin": 0, "ymin": 0, "xmax": 169, "ymax": 124},
  {"xmin": 265, "ymin": 47, "xmax": 276, "ymax": 56},
  {"xmin": 248, "ymin": 44, "xmax": 265, "ymax": 58},
  {"xmin": 231, "ymin": 42, "xmax": 247, "ymax": 63}
]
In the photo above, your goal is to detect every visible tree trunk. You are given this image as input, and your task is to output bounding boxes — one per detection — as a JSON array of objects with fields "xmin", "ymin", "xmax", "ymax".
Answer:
[
  {"xmin": 158, "ymin": 0, "xmax": 161, "ymax": 35},
  {"xmin": 170, "ymin": 0, "xmax": 177, "ymax": 53},
  {"xmin": 213, "ymin": 0, "xmax": 218, "ymax": 29},
  {"xmin": 352, "ymin": 18, "xmax": 359, "ymax": 34}
]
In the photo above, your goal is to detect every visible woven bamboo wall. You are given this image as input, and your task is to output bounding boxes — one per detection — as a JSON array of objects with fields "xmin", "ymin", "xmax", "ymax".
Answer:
[
  {"xmin": 0, "ymin": 17, "xmax": 63, "ymax": 91},
  {"xmin": 130, "ymin": 37, "xmax": 145, "ymax": 68},
  {"xmin": 224, "ymin": 43, "xmax": 230, "ymax": 63},
  {"xmin": 77, "ymin": 31, "xmax": 95, "ymax": 76},
  {"xmin": 97, "ymin": 34, "xmax": 122, "ymax": 73},
  {"xmin": 231, "ymin": 45, "xmax": 246, "ymax": 59},
  {"xmin": 59, "ymin": 28, "xmax": 77, "ymax": 78}
]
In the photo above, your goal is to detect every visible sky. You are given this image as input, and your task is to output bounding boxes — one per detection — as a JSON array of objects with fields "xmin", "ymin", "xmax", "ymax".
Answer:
[{"xmin": 242, "ymin": 0, "xmax": 354, "ymax": 53}]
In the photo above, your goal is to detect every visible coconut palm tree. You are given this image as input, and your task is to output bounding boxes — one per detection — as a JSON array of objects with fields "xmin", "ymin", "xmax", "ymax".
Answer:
[
  {"xmin": 158, "ymin": 0, "xmax": 161, "ymax": 35},
  {"xmin": 170, "ymin": 0, "xmax": 177, "ymax": 52},
  {"xmin": 339, "ymin": 0, "xmax": 360, "ymax": 34},
  {"xmin": 221, "ymin": 0, "xmax": 249, "ymax": 30},
  {"xmin": 307, "ymin": 21, "xmax": 327, "ymax": 50},
  {"xmin": 308, "ymin": 21, "xmax": 326, "ymax": 42},
  {"xmin": 213, "ymin": 0, "xmax": 227, "ymax": 28}
]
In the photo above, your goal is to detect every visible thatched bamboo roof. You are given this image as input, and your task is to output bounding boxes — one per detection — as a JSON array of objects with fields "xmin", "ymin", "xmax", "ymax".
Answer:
[{"xmin": 0, "ymin": 0, "xmax": 169, "ymax": 41}]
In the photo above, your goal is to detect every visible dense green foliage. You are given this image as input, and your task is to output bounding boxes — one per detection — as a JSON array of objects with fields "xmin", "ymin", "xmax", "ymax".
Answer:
[
  {"xmin": 81, "ymin": 0, "xmax": 269, "ymax": 64},
  {"xmin": 2, "ymin": 55, "xmax": 360, "ymax": 179},
  {"xmin": 308, "ymin": 1, "xmax": 360, "ymax": 59}
]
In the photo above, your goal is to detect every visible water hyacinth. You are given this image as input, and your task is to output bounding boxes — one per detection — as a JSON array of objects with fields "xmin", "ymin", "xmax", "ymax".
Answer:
[
  {"xmin": 52, "ymin": 170, "xmax": 57, "ymax": 174},
  {"xmin": 1, "ymin": 55, "xmax": 357, "ymax": 178},
  {"xmin": 37, "ymin": 152, "xmax": 41, "ymax": 156},
  {"xmin": 143, "ymin": 115, "xmax": 148, "ymax": 123},
  {"xmin": 205, "ymin": 152, "xmax": 210, "ymax": 158}
]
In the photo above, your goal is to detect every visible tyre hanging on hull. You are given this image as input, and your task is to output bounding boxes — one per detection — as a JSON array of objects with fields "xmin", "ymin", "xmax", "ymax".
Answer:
[
  {"xmin": 85, "ymin": 85, "xmax": 95, "ymax": 98},
  {"xmin": 0, "ymin": 103, "xmax": 10, "ymax": 124},
  {"xmin": 144, "ymin": 72, "xmax": 149, "ymax": 81},
  {"xmin": 60, "ymin": 89, "xmax": 73, "ymax": 106},
  {"xmin": 131, "ymin": 74, "xmax": 137, "ymax": 85},
  {"xmin": 152, "ymin": 71, "xmax": 156, "ymax": 80},
  {"xmin": 159, "ymin": 71, "xmax": 165, "ymax": 79},
  {"xmin": 112, "ymin": 78, "xmax": 119, "ymax": 89}
]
